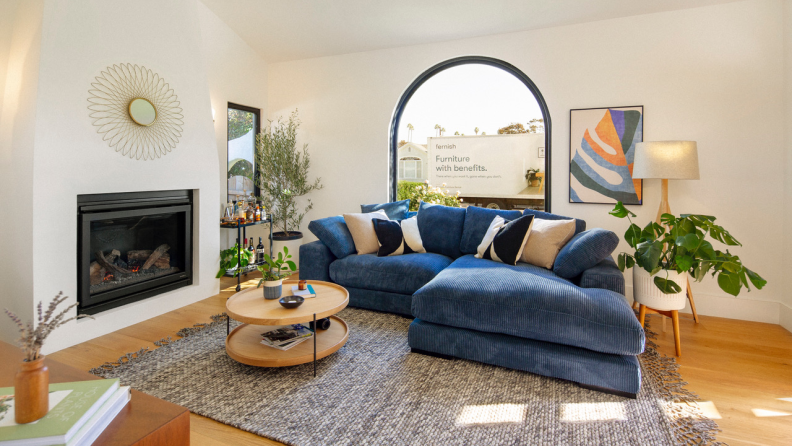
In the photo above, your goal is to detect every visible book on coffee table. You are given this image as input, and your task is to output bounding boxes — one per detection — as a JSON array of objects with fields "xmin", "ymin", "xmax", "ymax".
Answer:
[{"xmin": 0, "ymin": 378, "xmax": 129, "ymax": 446}]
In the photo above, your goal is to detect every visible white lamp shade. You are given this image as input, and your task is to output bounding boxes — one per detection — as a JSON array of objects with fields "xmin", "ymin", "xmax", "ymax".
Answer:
[{"xmin": 632, "ymin": 141, "xmax": 700, "ymax": 180}]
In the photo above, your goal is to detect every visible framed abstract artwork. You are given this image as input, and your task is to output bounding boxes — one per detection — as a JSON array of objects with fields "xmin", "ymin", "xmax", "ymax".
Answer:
[{"xmin": 569, "ymin": 106, "xmax": 643, "ymax": 205}]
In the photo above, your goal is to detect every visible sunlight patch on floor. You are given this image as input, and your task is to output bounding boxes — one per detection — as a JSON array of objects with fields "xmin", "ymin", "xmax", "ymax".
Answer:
[
  {"xmin": 456, "ymin": 404, "xmax": 527, "ymax": 426},
  {"xmin": 751, "ymin": 408, "xmax": 792, "ymax": 417},
  {"xmin": 560, "ymin": 402, "xmax": 626, "ymax": 422},
  {"xmin": 778, "ymin": 398, "xmax": 792, "ymax": 403}
]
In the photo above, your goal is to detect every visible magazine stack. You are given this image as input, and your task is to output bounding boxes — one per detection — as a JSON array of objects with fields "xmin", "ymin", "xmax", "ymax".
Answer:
[{"xmin": 261, "ymin": 324, "xmax": 313, "ymax": 350}]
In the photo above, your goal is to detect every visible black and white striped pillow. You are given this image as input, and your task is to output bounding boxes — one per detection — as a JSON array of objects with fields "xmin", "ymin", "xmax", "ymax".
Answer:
[
  {"xmin": 475, "ymin": 214, "xmax": 535, "ymax": 265},
  {"xmin": 372, "ymin": 216, "xmax": 426, "ymax": 257}
]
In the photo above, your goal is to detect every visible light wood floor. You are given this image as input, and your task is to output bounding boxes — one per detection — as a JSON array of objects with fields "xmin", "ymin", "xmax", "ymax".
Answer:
[{"xmin": 50, "ymin": 273, "xmax": 792, "ymax": 446}]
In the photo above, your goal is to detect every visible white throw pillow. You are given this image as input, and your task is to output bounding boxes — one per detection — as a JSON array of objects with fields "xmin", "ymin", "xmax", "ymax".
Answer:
[
  {"xmin": 343, "ymin": 210, "xmax": 389, "ymax": 255},
  {"xmin": 520, "ymin": 218, "xmax": 577, "ymax": 268}
]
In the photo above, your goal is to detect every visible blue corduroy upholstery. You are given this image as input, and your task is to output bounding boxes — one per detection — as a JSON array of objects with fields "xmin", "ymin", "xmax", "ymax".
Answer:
[
  {"xmin": 579, "ymin": 257, "xmax": 625, "ymax": 295},
  {"xmin": 412, "ymin": 255, "xmax": 644, "ymax": 356},
  {"xmin": 345, "ymin": 286, "xmax": 414, "ymax": 317},
  {"xmin": 553, "ymin": 228, "xmax": 620, "ymax": 279},
  {"xmin": 330, "ymin": 252, "xmax": 453, "ymax": 295},
  {"xmin": 299, "ymin": 240, "xmax": 336, "ymax": 282},
  {"xmin": 524, "ymin": 209, "xmax": 586, "ymax": 235},
  {"xmin": 408, "ymin": 319, "xmax": 641, "ymax": 395},
  {"xmin": 361, "ymin": 199, "xmax": 410, "ymax": 220},
  {"xmin": 404, "ymin": 211, "xmax": 418, "ymax": 219},
  {"xmin": 416, "ymin": 202, "xmax": 466, "ymax": 259},
  {"xmin": 307, "ymin": 216, "xmax": 356, "ymax": 259},
  {"xmin": 459, "ymin": 206, "xmax": 523, "ymax": 255}
]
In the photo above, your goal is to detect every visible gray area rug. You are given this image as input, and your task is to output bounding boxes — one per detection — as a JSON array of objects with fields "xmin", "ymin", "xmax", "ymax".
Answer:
[{"xmin": 90, "ymin": 308, "xmax": 721, "ymax": 445}]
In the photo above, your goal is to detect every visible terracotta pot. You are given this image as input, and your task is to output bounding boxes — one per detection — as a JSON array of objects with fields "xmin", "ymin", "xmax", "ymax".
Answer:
[{"xmin": 14, "ymin": 356, "xmax": 49, "ymax": 424}]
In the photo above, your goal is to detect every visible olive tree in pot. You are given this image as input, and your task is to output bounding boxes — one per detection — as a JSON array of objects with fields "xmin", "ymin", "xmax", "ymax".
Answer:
[
  {"xmin": 609, "ymin": 201, "xmax": 766, "ymax": 309},
  {"xmin": 255, "ymin": 110, "xmax": 322, "ymax": 269}
]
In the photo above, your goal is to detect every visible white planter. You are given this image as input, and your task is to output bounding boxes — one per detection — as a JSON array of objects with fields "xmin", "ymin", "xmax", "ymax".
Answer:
[
  {"xmin": 632, "ymin": 268, "xmax": 688, "ymax": 311},
  {"xmin": 272, "ymin": 231, "xmax": 303, "ymax": 272}
]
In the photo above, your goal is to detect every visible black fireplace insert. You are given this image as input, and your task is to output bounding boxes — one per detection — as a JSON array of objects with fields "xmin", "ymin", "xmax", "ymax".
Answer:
[{"xmin": 77, "ymin": 190, "xmax": 193, "ymax": 315}]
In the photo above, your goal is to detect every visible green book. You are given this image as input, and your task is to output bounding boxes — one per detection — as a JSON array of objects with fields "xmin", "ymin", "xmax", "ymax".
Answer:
[{"xmin": 0, "ymin": 379, "xmax": 120, "ymax": 446}]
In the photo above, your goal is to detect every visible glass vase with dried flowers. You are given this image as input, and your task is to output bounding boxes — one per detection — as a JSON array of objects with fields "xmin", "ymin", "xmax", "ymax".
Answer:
[{"xmin": 4, "ymin": 292, "xmax": 86, "ymax": 423}]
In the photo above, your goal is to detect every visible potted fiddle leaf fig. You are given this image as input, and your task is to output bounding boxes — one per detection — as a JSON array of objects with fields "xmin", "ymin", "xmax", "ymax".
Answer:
[
  {"xmin": 256, "ymin": 247, "xmax": 297, "ymax": 299},
  {"xmin": 609, "ymin": 201, "xmax": 766, "ymax": 300}
]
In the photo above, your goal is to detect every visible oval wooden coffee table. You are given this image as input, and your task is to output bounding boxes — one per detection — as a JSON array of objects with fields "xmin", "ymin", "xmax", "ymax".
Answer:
[{"xmin": 225, "ymin": 280, "xmax": 349, "ymax": 376}]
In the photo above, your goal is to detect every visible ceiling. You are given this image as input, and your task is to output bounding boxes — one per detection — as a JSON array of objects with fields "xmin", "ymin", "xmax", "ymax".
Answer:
[{"xmin": 200, "ymin": 0, "xmax": 741, "ymax": 63}]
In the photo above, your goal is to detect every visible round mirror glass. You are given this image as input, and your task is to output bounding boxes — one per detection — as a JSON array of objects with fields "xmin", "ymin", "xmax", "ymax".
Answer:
[{"xmin": 128, "ymin": 98, "xmax": 157, "ymax": 126}]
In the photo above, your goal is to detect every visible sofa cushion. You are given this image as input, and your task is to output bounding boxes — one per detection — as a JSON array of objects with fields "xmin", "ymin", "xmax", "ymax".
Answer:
[
  {"xmin": 330, "ymin": 252, "xmax": 453, "ymax": 295},
  {"xmin": 373, "ymin": 216, "xmax": 425, "ymax": 256},
  {"xmin": 553, "ymin": 228, "xmax": 620, "ymax": 279},
  {"xmin": 520, "ymin": 218, "xmax": 577, "ymax": 268},
  {"xmin": 361, "ymin": 199, "xmax": 410, "ymax": 220},
  {"xmin": 523, "ymin": 209, "xmax": 586, "ymax": 235},
  {"xmin": 343, "ymin": 210, "xmax": 389, "ymax": 255},
  {"xmin": 475, "ymin": 214, "xmax": 535, "ymax": 265},
  {"xmin": 459, "ymin": 206, "xmax": 523, "ymax": 255},
  {"xmin": 307, "ymin": 216, "xmax": 356, "ymax": 259},
  {"xmin": 412, "ymin": 255, "xmax": 645, "ymax": 356},
  {"xmin": 416, "ymin": 202, "xmax": 466, "ymax": 259}
]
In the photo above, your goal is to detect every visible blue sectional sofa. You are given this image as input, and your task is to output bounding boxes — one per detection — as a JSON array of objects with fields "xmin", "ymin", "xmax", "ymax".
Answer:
[{"xmin": 300, "ymin": 203, "xmax": 645, "ymax": 397}]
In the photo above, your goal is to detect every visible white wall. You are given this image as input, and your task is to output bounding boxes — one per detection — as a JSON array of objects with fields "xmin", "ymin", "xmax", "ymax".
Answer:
[
  {"xmin": 0, "ymin": 0, "xmax": 43, "ymax": 344},
  {"xmin": 197, "ymin": 1, "xmax": 270, "ymax": 251},
  {"xmin": 1, "ymin": 0, "xmax": 223, "ymax": 353},
  {"xmin": 269, "ymin": 0, "xmax": 788, "ymax": 324}
]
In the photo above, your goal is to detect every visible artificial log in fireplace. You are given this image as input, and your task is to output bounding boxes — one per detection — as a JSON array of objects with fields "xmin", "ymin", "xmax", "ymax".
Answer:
[{"xmin": 78, "ymin": 190, "xmax": 193, "ymax": 315}]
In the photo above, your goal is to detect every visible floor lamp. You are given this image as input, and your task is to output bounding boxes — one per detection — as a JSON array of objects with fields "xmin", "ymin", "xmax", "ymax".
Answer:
[{"xmin": 632, "ymin": 141, "xmax": 701, "ymax": 323}]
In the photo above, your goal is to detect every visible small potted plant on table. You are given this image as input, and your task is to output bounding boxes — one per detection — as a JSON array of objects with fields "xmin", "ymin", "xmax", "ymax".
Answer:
[
  {"xmin": 257, "ymin": 247, "xmax": 297, "ymax": 299},
  {"xmin": 525, "ymin": 168, "xmax": 541, "ymax": 187}
]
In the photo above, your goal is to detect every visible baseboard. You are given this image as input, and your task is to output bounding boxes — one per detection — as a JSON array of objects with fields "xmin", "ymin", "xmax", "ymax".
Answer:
[
  {"xmin": 625, "ymin": 285, "xmax": 781, "ymax": 324},
  {"xmin": 780, "ymin": 303, "xmax": 792, "ymax": 334}
]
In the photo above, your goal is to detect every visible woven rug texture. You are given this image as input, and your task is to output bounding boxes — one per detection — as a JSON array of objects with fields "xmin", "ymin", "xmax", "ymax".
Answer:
[{"xmin": 90, "ymin": 308, "xmax": 721, "ymax": 446}]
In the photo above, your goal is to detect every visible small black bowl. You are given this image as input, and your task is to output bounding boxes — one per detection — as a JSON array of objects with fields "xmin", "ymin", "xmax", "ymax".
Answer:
[{"xmin": 279, "ymin": 295, "xmax": 304, "ymax": 309}]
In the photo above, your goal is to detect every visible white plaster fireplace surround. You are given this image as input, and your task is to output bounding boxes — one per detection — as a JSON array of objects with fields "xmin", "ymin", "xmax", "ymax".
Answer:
[{"xmin": 0, "ymin": 0, "xmax": 221, "ymax": 353}]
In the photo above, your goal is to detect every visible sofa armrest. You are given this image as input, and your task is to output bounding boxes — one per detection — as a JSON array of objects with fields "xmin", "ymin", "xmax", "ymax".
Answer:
[
  {"xmin": 578, "ymin": 257, "xmax": 625, "ymax": 295},
  {"xmin": 299, "ymin": 240, "xmax": 336, "ymax": 282}
]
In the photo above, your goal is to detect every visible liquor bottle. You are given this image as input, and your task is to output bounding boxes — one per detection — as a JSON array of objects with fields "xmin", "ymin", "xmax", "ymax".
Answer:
[
  {"xmin": 256, "ymin": 237, "xmax": 265, "ymax": 264},
  {"xmin": 246, "ymin": 201, "xmax": 254, "ymax": 222},
  {"xmin": 255, "ymin": 205, "xmax": 261, "ymax": 222},
  {"xmin": 247, "ymin": 237, "xmax": 255, "ymax": 257}
]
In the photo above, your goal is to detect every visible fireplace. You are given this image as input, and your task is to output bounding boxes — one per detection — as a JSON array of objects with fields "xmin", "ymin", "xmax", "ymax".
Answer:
[{"xmin": 77, "ymin": 190, "xmax": 193, "ymax": 315}]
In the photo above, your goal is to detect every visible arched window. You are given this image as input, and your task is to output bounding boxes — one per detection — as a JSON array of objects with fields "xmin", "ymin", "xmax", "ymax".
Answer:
[{"xmin": 389, "ymin": 57, "xmax": 551, "ymax": 211}]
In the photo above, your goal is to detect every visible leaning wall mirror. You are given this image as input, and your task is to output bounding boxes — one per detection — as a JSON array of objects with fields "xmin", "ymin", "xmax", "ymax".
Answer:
[{"xmin": 128, "ymin": 98, "xmax": 157, "ymax": 126}]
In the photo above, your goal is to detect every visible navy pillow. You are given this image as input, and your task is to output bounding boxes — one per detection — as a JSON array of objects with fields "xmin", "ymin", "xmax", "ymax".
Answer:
[
  {"xmin": 416, "ymin": 202, "xmax": 466, "ymax": 259},
  {"xmin": 524, "ymin": 209, "xmax": 586, "ymax": 235},
  {"xmin": 360, "ymin": 200, "xmax": 410, "ymax": 220},
  {"xmin": 553, "ymin": 228, "xmax": 619, "ymax": 279},
  {"xmin": 307, "ymin": 216, "xmax": 356, "ymax": 259},
  {"xmin": 460, "ymin": 206, "xmax": 523, "ymax": 255}
]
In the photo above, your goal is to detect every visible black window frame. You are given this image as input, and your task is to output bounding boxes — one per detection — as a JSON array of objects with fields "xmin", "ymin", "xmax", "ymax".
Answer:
[
  {"xmin": 388, "ymin": 56, "xmax": 552, "ymax": 212},
  {"xmin": 227, "ymin": 102, "xmax": 261, "ymax": 200}
]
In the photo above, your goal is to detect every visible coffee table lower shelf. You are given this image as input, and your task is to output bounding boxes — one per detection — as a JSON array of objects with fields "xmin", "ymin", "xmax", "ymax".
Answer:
[{"xmin": 225, "ymin": 315, "xmax": 349, "ymax": 367}]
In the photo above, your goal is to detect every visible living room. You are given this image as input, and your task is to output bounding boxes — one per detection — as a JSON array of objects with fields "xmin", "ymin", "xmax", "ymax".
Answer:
[{"xmin": 1, "ymin": 0, "xmax": 790, "ymax": 445}]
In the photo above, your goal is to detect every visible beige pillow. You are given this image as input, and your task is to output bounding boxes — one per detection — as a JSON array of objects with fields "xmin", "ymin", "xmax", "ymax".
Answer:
[
  {"xmin": 520, "ymin": 218, "xmax": 576, "ymax": 268},
  {"xmin": 343, "ymin": 210, "xmax": 389, "ymax": 255}
]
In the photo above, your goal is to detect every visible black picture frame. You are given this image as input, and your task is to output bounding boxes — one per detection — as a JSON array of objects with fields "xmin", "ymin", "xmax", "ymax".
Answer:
[
  {"xmin": 226, "ymin": 102, "xmax": 261, "ymax": 202},
  {"xmin": 388, "ymin": 56, "xmax": 553, "ymax": 212},
  {"xmin": 569, "ymin": 105, "xmax": 644, "ymax": 205}
]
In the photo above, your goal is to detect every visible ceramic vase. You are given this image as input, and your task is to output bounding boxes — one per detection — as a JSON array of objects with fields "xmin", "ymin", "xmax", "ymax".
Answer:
[{"xmin": 14, "ymin": 356, "xmax": 49, "ymax": 424}]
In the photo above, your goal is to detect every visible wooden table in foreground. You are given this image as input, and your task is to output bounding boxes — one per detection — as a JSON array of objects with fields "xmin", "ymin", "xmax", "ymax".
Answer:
[
  {"xmin": 0, "ymin": 342, "xmax": 190, "ymax": 446},
  {"xmin": 225, "ymin": 279, "xmax": 349, "ymax": 375}
]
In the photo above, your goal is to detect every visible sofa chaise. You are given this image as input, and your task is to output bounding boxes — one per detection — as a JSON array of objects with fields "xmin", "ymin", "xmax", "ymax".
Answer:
[{"xmin": 300, "ymin": 202, "xmax": 645, "ymax": 396}]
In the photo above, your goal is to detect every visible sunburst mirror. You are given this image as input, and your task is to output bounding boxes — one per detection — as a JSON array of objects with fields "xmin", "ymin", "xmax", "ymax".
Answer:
[{"xmin": 88, "ymin": 63, "xmax": 184, "ymax": 160}]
